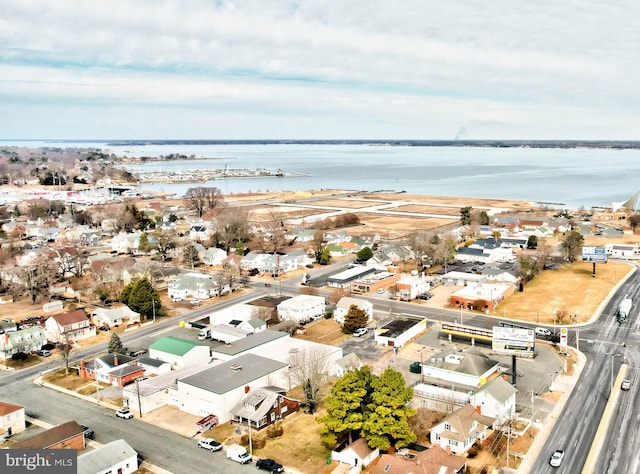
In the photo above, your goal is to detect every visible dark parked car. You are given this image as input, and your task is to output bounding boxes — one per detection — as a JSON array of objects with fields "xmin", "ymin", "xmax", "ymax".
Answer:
[
  {"xmin": 80, "ymin": 424, "xmax": 94, "ymax": 438},
  {"xmin": 128, "ymin": 349, "xmax": 147, "ymax": 357},
  {"xmin": 255, "ymin": 458, "xmax": 284, "ymax": 473}
]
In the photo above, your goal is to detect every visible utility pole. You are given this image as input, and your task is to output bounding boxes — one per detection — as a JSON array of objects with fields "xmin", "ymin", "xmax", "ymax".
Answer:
[
  {"xmin": 136, "ymin": 377, "xmax": 143, "ymax": 418},
  {"xmin": 530, "ymin": 389, "xmax": 535, "ymax": 424}
]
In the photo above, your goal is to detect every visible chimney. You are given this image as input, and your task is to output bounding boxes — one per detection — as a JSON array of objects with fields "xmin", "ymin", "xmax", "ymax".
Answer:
[
  {"xmin": 114, "ymin": 355, "xmax": 118, "ymax": 366},
  {"xmin": 244, "ymin": 385, "xmax": 250, "ymax": 393}
]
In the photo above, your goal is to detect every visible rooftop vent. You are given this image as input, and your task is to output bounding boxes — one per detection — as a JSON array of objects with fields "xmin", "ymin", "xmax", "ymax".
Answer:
[{"xmin": 230, "ymin": 364, "xmax": 242, "ymax": 371}]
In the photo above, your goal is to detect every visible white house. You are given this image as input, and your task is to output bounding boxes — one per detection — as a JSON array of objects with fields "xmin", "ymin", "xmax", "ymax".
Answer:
[
  {"xmin": 469, "ymin": 376, "xmax": 517, "ymax": 426},
  {"xmin": 174, "ymin": 353, "xmax": 289, "ymax": 422},
  {"xmin": 168, "ymin": 272, "xmax": 220, "ymax": 300},
  {"xmin": 395, "ymin": 273, "xmax": 432, "ymax": 301},
  {"xmin": 78, "ymin": 439, "xmax": 138, "ymax": 474},
  {"xmin": 277, "ymin": 295, "xmax": 325, "ymax": 324},
  {"xmin": 148, "ymin": 336, "xmax": 210, "ymax": 369},
  {"xmin": 0, "ymin": 327, "xmax": 47, "ymax": 360},
  {"xmin": 111, "ymin": 232, "xmax": 140, "ymax": 254},
  {"xmin": 92, "ymin": 305, "xmax": 141, "ymax": 328},
  {"xmin": 0, "ymin": 401, "xmax": 25, "ymax": 440},
  {"xmin": 240, "ymin": 252, "xmax": 298, "ymax": 275},
  {"xmin": 203, "ymin": 247, "xmax": 227, "ymax": 266},
  {"xmin": 331, "ymin": 438, "xmax": 379, "ymax": 470},
  {"xmin": 421, "ymin": 348, "xmax": 502, "ymax": 389},
  {"xmin": 44, "ymin": 309, "xmax": 95, "ymax": 343},
  {"xmin": 335, "ymin": 353, "xmax": 362, "ymax": 377},
  {"xmin": 430, "ymin": 404, "xmax": 496, "ymax": 454},
  {"xmin": 334, "ymin": 297, "xmax": 373, "ymax": 324}
]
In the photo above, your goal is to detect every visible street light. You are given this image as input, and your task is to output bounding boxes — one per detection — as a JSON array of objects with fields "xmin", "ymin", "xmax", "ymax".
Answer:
[{"xmin": 606, "ymin": 352, "xmax": 623, "ymax": 394}]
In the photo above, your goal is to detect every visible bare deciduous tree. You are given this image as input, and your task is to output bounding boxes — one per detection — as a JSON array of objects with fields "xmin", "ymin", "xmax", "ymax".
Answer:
[
  {"xmin": 185, "ymin": 187, "xmax": 225, "ymax": 218},
  {"xmin": 287, "ymin": 347, "xmax": 332, "ymax": 414},
  {"xmin": 213, "ymin": 205, "xmax": 250, "ymax": 252}
]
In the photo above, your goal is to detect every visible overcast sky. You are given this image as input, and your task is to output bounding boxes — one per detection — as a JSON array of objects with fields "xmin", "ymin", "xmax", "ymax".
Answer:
[{"xmin": 2, "ymin": 1, "xmax": 639, "ymax": 140}]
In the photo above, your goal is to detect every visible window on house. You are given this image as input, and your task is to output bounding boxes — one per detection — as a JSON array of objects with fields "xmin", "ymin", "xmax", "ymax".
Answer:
[
  {"xmin": 271, "ymin": 412, "xmax": 275, "ymax": 421},
  {"xmin": 444, "ymin": 423, "xmax": 451, "ymax": 431}
]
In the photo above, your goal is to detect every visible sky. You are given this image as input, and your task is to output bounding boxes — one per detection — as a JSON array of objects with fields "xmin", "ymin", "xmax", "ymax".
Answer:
[{"xmin": 1, "ymin": 0, "xmax": 639, "ymax": 140}]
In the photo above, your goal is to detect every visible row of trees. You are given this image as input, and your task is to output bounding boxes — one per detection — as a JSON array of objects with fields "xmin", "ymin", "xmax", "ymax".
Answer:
[{"xmin": 318, "ymin": 367, "xmax": 416, "ymax": 450}]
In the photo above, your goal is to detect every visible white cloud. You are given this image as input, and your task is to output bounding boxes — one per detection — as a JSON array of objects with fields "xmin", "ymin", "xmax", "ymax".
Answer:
[{"xmin": 1, "ymin": 0, "xmax": 639, "ymax": 138}]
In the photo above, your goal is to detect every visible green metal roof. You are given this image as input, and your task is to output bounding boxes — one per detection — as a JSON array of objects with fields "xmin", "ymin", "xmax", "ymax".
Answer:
[{"xmin": 149, "ymin": 336, "xmax": 202, "ymax": 356}]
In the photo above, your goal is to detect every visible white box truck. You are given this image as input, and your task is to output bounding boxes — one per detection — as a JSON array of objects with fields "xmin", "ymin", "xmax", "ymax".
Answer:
[
  {"xmin": 226, "ymin": 444, "xmax": 252, "ymax": 464},
  {"xmin": 618, "ymin": 298, "xmax": 632, "ymax": 323},
  {"xmin": 197, "ymin": 327, "xmax": 211, "ymax": 340}
]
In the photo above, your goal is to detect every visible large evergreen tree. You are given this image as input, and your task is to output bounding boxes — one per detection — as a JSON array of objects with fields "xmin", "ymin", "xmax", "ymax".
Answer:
[
  {"xmin": 356, "ymin": 246, "xmax": 373, "ymax": 262},
  {"xmin": 318, "ymin": 367, "xmax": 416, "ymax": 451},
  {"xmin": 319, "ymin": 367, "xmax": 373, "ymax": 445},
  {"xmin": 342, "ymin": 305, "xmax": 369, "ymax": 334},
  {"xmin": 361, "ymin": 367, "xmax": 417, "ymax": 450},
  {"xmin": 127, "ymin": 277, "xmax": 161, "ymax": 320},
  {"xmin": 107, "ymin": 333, "xmax": 124, "ymax": 354}
]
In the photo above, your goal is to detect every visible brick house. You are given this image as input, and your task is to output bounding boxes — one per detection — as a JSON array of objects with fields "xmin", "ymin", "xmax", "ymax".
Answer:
[
  {"xmin": 11, "ymin": 420, "xmax": 86, "ymax": 451},
  {"xmin": 231, "ymin": 387, "xmax": 299, "ymax": 430},
  {"xmin": 78, "ymin": 353, "xmax": 145, "ymax": 387}
]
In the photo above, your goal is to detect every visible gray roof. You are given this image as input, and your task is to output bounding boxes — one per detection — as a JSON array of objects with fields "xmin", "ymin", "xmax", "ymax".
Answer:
[
  {"xmin": 136, "ymin": 357, "xmax": 168, "ymax": 367},
  {"xmin": 475, "ymin": 375, "xmax": 518, "ymax": 402},
  {"xmin": 78, "ymin": 439, "xmax": 137, "ymax": 474},
  {"xmin": 209, "ymin": 329, "xmax": 288, "ymax": 357},
  {"xmin": 179, "ymin": 353, "xmax": 287, "ymax": 394}
]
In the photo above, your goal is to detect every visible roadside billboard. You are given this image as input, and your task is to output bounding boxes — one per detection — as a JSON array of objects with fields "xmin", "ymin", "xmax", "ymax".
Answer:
[
  {"xmin": 582, "ymin": 246, "xmax": 607, "ymax": 263},
  {"xmin": 492, "ymin": 326, "xmax": 535, "ymax": 358}
]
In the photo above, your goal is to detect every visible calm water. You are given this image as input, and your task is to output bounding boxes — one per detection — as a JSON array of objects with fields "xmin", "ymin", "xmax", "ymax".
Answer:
[{"xmin": 3, "ymin": 141, "xmax": 640, "ymax": 209}]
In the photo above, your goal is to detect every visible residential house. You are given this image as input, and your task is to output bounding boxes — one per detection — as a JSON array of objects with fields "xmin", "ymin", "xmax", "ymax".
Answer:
[
  {"xmin": 430, "ymin": 404, "xmax": 496, "ymax": 454},
  {"xmin": 0, "ymin": 401, "xmax": 25, "ymax": 440},
  {"xmin": 470, "ymin": 375, "xmax": 517, "ymax": 426},
  {"xmin": 168, "ymin": 272, "xmax": 220, "ymax": 300},
  {"xmin": 44, "ymin": 309, "xmax": 95, "ymax": 344},
  {"xmin": 286, "ymin": 249, "xmax": 314, "ymax": 268},
  {"xmin": 203, "ymin": 247, "xmax": 227, "ymax": 266},
  {"xmin": 11, "ymin": 420, "xmax": 86, "ymax": 451},
  {"xmin": 111, "ymin": 232, "xmax": 140, "ymax": 254},
  {"xmin": 78, "ymin": 353, "xmax": 144, "ymax": 387},
  {"xmin": 78, "ymin": 439, "xmax": 139, "ymax": 474},
  {"xmin": 481, "ymin": 267, "xmax": 520, "ymax": 284},
  {"xmin": 277, "ymin": 295, "xmax": 325, "ymax": 324},
  {"xmin": 372, "ymin": 446, "xmax": 466, "ymax": 474},
  {"xmin": 327, "ymin": 244, "xmax": 351, "ymax": 258},
  {"xmin": 395, "ymin": 273, "xmax": 431, "ymax": 301},
  {"xmin": 331, "ymin": 438, "xmax": 379, "ymax": 470},
  {"xmin": 189, "ymin": 224, "xmax": 210, "ymax": 242},
  {"xmin": 240, "ymin": 252, "xmax": 298, "ymax": 275},
  {"xmin": 0, "ymin": 318, "xmax": 17, "ymax": 334},
  {"xmin": 148, "ymin": 336, "xmax": 210, "ymax": 369},
  {"xmin": 324, "ymin": 231, "xmax": 350, "ymax": 245},
  {"xmin": 231, "ymin": 387, "xmax": 299, "ymax": 430},
  {"xmin": 333, "ymin": 297, "xmax": 373, "ymax": 324},
  {"xmin": 335, "ymin": 352, "xmax": 362, "ymax": 377},
  {"xmin": 92, "ymin": 305, "xmax": 141, "ymax": 328},
  {"xmin": 386, "ymin": 245, "xmax": 416, "ymax": 263},
  {"xmin": 285, "ymin": 228, "xmax": 316, "ymax": 243},
  {"xmin": 0, "ymin": 327, "xmax": 47, "ymax": 359}
]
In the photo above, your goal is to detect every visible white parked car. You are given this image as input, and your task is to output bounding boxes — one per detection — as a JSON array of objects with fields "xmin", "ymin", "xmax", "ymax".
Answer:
[
  {"xmin": 115, "ymin": 407, "xmax": 134, "ymax": 419},
  {"xmin": 353, "ymin": 327, "xmax": 368, "ymax": 337},
  {"xmin": 190, "ymin": 299, "xmax": 201, "ymax": 306},
  {"xmin": 198, "ymin": 438, "xmax": 222, "ymax": 452},
  {"xmin": 621, "ymin": 379, "xmax": 632, "ymax": 391}
]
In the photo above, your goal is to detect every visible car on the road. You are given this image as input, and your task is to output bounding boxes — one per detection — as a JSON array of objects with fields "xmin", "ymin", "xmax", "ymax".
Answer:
[
  {"xmin": 353, "ymin": 327, "xmax": 368, "ymax": 337},
  {"xmin": 37, "ymin": 349, "xmax": 51, "ymax": 357},
  {"xmin": 535, "ymin": 327, "xmax": 552, "ymax": 337},
  {"xmin": 255, "ymin": 458, "xmax": 284, "ymax": 472},
  {"xmin": 377, "ymin": 288, "xmax": 386, "ymax": 294},
  {"xmin": 305, "ymin": 264, "xmax": 314, "ymax": 269},
  {"xmin": 128, "ymin": 349, "xmax": 147, "ymax": 357},
  {"xmin": 171, "ymin": 297, "xmax": 183, "ymax": 303},
  {"xmin": 197, "ymin": 438, "xmax": 223, "ymax": 452},
  {"xmin": 80, "ymin": 424, "xmax": 94, "ymax": 438},
  {"xmin": 190, "ymin": 299, "xmax": 201, "ymax": 306},
  {"xmin": 621, "ymin": 379, "xmax": 632, "ymax": 391},
  {"xmin": 115, "ymin": 407, "xmax": 134, "ymax": 419},
  {"xmin": 549, "ymin": 449, "xmax": 564, "ymax": 467}
]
